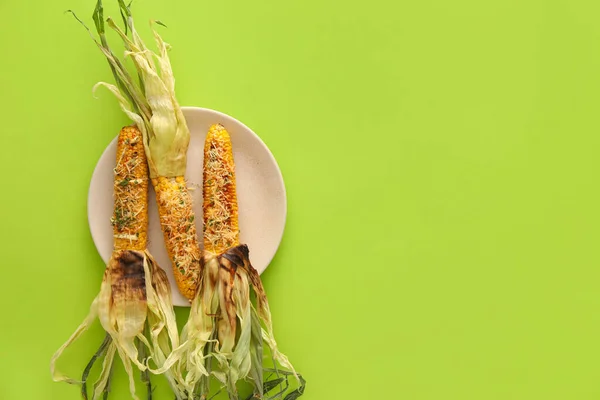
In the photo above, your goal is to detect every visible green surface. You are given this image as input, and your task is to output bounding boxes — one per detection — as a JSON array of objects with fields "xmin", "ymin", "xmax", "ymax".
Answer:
[{"xmin": 1, "ymin": 0, "xmax": 600, "ymax": 398}]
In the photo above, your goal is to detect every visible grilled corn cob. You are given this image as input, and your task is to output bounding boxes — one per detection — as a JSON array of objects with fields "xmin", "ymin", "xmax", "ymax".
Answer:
[
  {"xmin": 153, "ymin": 176, "xmax": 201, "ymax": 300},
  {"xmin": 113, "ymin": 126, "xmax": 148, "ymax": 251},
  {"xmin": 169, "ymin": 124, "xmax": 304, "ymax": 399},
  {"xmin": 78, "ymin": 1, "xmax": 201, "ymax": 300},
  {"xmin": 51, "ymin": 121, "xmax": 184, "ymax": 399},
  {"xmin": 203, "ymin": 123, "xmax": 240, "ymax": 254}
]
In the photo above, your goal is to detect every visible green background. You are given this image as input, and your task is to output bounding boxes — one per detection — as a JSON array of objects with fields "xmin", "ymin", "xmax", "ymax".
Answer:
[{"xmin": 1, "ymin": 0, "xmax": 600, "ymax": 398}]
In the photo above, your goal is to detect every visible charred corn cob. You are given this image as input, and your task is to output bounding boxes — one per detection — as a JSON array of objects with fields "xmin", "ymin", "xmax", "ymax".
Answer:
[
  {"xmin": 112, "ymin": 126, "xmax": 148, "ymax": 251},
  {"xmin": 168, "ymin": 124, "xmax": 304, "ymax": 400},
  {"xmin": 203, "ymin": 123, "xmax": 240, "ymax": 254},
  {"xmin": 52, "ymin": 124, "xmax": 185, "ymax": 399},
  {"xmin": 153, "ymin": 176, "xmax": 201, "ymax": 300},
  {"xmin": 52, "ymin": 4, "xmax": 188, "ymax": 387},
  {"xmin": 75, "ymin": 0, "xmax": 201, "ymax": 300}
]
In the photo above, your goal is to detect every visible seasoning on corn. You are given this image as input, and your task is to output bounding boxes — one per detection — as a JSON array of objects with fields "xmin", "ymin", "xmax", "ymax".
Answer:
[
  {"xmin": 166, "ymin": 124, "xmax": 305, "ymax": 399},
  {"xmin": 112, "ymin": 126, "xmax": 148, "ymax": 251},
  {"xmin": 203, "ymin": 123, "xmax": 240, "ymax": 254},
  {"xmin": 153, "ymin": 176, "xmax": 201, "ymax": 300}
]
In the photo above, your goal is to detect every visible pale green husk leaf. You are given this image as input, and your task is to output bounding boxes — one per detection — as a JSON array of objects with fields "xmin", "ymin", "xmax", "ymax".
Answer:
[
  {"xmin": 76, "ymin": 0, "xmax": 190, "ymax": 178},
  {"xmin": 162, "ymin": 246, "xmax": 304, "ymax": 399},
  {"xmin": 50, "ymin": 250, "xmax": 185, "ymax": 400}
]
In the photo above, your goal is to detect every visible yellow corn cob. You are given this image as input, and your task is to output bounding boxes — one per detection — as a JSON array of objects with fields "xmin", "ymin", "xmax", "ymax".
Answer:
[
  {"xmin": 203, "ymin": 123, "xmax": 240, "ymax": 254},
  {"xmin": 112, "ymin": 126, "xmax": 148, "ymax": 251},
  {"xmin": 153, "ymin": 176, "xmax": 201, "ymax": 300}
]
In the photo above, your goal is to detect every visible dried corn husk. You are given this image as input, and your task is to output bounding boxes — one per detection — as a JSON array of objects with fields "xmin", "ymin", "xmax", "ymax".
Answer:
[
  {"xmin": 51, "ymin": 250, "xmax": 185, "ymax": 400},
  {"xmin": 162, "ymin": 245, "xmax": 304, "ymax": 399}
]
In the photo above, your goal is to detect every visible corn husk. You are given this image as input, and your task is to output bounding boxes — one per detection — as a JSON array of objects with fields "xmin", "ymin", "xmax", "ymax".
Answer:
[
  {"xmin": 51, "ymin": 250, "xmax": 185, "ymax": 400},
  {"xmin": 72, "ymin": 0, "xmax": 190, "ymax": 180},
  {"xmin": 162, "ymin": 245, "xmax": 304, "ymax": 399}
]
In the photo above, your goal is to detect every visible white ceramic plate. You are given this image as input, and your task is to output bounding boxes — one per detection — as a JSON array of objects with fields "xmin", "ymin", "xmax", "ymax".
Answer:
[{"xmin": 88, "ymin": 107, "xmax": 287, "ymax": 307}]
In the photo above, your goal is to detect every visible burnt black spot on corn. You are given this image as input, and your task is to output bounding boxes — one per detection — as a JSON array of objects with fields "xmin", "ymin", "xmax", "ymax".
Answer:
[{"xmin": 109, "ymin": 250, "xmax": 146, "ymax": 299}]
